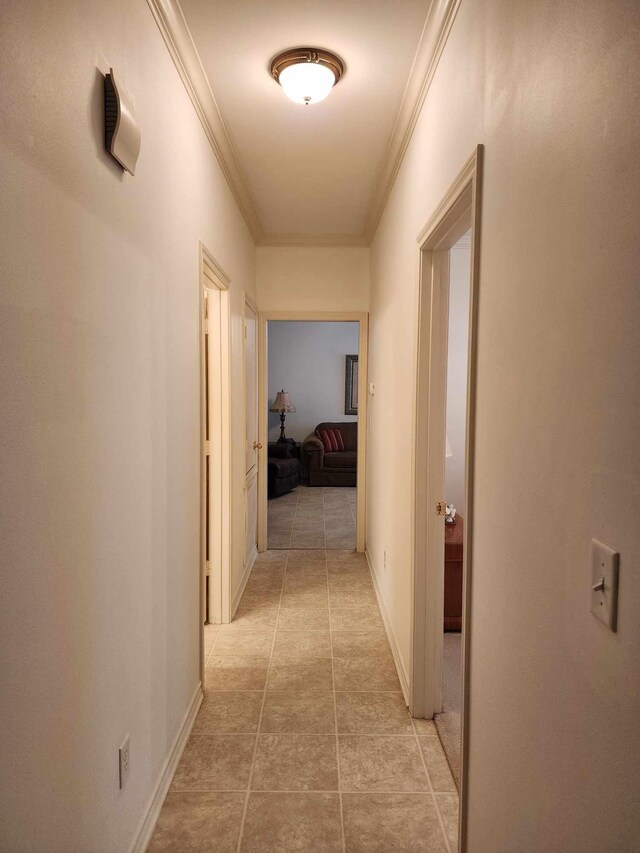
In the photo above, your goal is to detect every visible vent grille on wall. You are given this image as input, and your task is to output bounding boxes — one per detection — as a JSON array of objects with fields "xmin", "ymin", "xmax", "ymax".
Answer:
[{"xmin": 103, "ymin": 69, "xmax": 141, "ymax": 176}]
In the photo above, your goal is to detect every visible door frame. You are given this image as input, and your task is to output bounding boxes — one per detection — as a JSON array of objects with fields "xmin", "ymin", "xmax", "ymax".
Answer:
[
  {"xmin": 410, "ymin": 146, "xmax": 483, "ymax": 850},
  {"xmin": 257, "ymin": 311, "xmax": 369, "ymax": 553},
  {"xmin": 199, "ymin": 242, "xmax": 232, "ymax": 684}
]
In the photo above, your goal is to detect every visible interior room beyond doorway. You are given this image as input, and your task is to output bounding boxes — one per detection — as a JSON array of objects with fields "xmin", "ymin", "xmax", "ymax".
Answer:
[
  {"xmin": 437, "ymin": 228, "xmax": 472, "ymax": 788},
  {"xmin": 266, "ymin": 320, "xmax": 359, "ymax": 550}
]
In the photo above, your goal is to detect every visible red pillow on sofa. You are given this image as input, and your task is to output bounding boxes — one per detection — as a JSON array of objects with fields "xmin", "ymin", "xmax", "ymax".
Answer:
[{"xmin": 316, "ymin": 428, "xmax": 345, "ymax": 452}]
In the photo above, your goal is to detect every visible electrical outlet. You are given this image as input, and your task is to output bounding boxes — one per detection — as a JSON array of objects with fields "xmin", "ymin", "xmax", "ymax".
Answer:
[{"xmin": 119, "ymin": 735, "xmax": 130, "ymax": 789}]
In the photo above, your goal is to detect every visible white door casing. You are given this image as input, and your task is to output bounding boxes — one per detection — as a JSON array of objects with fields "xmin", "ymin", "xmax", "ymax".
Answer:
[
  {"xmin": 411, "ymin": 147, "xmax": 483, "ymax": 852},
  {"xmin": 256, "ymin": 311, "xmax": 368, "ymax": 554},
  {"xmin": 200, "ymin": 244, "xmax": 232, "ymax": 646}
]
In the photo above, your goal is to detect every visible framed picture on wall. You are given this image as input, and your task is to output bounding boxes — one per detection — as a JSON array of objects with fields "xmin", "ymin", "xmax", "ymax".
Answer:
[{"xmin": 345, "ymin": 354, "xmax": 358, "ymax": 415}]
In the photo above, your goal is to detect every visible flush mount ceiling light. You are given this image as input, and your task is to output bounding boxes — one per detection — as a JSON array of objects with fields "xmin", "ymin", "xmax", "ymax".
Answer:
[{"xmin": 270, "ymin": 47, "xmax": 345, "ymax": 105}]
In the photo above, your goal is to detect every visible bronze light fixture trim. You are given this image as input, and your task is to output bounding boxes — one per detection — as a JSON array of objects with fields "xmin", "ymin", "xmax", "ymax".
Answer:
[{"xmin": 270, "ymin": 47, "xmax": 345, "ymax": 105}]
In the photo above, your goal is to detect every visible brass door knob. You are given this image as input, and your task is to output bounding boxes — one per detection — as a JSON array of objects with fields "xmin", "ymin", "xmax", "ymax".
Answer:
[{"xmin": 253, "ymin": 441, "xmax": 263, "ymax": 450}]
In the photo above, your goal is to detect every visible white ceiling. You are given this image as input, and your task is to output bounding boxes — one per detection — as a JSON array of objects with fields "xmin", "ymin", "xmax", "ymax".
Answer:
[{"xmin": 179, "ymin": 0, "xmax": 433, "ymax": 239}]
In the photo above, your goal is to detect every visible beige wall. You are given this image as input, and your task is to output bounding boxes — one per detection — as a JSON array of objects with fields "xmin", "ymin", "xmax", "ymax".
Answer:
[
  {"xmin": 257, "ymin": 246, "xmax": 369, "ymax": 312},
  {"xmin": 367, "ymin": 0, "xmax": 640, "ymax": 849},
  {"xmin": 0, "ymin": 1, "xmax": 255, "ymax": 850},
  {"xmin": 267, "ymin": 321, "xmax": 360, "ymax": 442}
]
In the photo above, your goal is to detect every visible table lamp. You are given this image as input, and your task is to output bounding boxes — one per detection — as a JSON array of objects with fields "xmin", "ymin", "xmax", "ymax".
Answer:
[{"xmin": 270, "ymin": 390, "xmax": 296, "ymax": 443}]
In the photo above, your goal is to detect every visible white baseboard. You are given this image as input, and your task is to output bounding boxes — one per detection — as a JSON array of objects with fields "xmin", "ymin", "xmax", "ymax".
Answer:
[
  {"xmin": 232, "ymin": 547, "xmax": 257, "ymax": 618},
  {"xmin": 366, "ymin": 549, "xmax": 411, "ymax": 704},
  {"xmin": 128, "ymin": 682, "xmax": 204, "ymax": 853}
]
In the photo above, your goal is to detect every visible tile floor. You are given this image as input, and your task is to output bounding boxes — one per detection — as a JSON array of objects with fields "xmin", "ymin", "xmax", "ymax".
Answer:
[
  {"xmin": 267, "ymin": 486, "xmax": 357, "ymax": 550},
  {"xmin": 149, "ymin": 549, "xmax": 458, "ymax": 852}
]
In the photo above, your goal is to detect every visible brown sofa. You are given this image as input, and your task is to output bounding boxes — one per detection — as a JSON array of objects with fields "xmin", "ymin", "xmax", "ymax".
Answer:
[{"xmin": 302, "ymin": 422, "xmax": 357, "ymax": 486}]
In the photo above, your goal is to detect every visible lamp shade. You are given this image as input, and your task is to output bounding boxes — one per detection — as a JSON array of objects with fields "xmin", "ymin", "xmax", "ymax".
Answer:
[
  {"xmin": 270, "ymin": 390, "xmax": 296, "ymax": 413},
  {"xmin": 278, "ymin": 62, "xmax": 335, "ymax": 105},
  {"xmin": 270, "ymin": 48, "xmax": 344, "ymax": 107}
]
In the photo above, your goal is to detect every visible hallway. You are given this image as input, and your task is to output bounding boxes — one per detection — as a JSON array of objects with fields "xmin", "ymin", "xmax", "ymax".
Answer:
[{"xmin": 149, "ymin": 550, "xmax": 458, "ymax": 851}]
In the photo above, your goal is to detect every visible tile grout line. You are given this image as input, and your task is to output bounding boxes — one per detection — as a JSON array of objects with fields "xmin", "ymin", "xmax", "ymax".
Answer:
[
  {"xmin": 204, "ymin": 623, "xmax": 225, "ymax": 667},
  {"xmin": 234, "ymin": 549, "xmax": 288, "ymax": 852},
  {"xmin": 287, "ymin": 491, "xmax": 298, "ymax": 550},
  {"xmin": 171, "ymin": 788, "xmax": 456, "ymax": 795},
  {"xmin": 203, "ymin": 638, "xmax": 215, "ymax": 667},
  {"xmin": 321, "ymin": 489, "xmax": 329, "ymax": 548},
  {"xmin": 205, "ymin": 688, "xmax": 406, "ymax": 694},
  {"xmin": 411, "ymin": 717, "xmax": 453, "ymax": 853},
  {"xmin": 322, "ymin": 487, "xmax": 328, "ymax": 550},
  {"xmin": 348, "ymin": 489, "xmax": 356, "ymax": 527},
  {"xmin": 326, "ymin": 548, "xmax": 347, "ymax": 853},
  {"xmin": 188, "ymin": 731, "xmax": 431, "ymax": 737}
]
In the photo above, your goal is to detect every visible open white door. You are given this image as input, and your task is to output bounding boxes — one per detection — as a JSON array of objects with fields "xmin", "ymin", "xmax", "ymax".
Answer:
[
  {"xmin": 244, "ymin": 300, "xmax": 259, "ymax": 573},
  {"xmin": 411, "ymin": 148, "xmax": 483, "ymax": 851}
]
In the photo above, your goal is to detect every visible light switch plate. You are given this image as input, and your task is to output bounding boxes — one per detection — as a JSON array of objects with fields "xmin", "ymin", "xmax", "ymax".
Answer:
[{"xmin": 590, "ymin": 539, "xmax": 619, "ymax": 631}]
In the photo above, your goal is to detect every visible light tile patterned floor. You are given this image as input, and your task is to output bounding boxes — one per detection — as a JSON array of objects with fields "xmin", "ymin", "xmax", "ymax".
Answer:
[
  {"xmin": 268, "ymin": 486, "xmax": 357, "ymax": 550},
  {"xmin": 149, "ymin": 550, "xmax": 458, "ymax": 852}
]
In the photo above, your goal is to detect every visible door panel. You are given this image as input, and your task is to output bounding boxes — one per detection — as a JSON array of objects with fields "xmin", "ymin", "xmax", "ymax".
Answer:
[
  {"xmin": 245, "ymin": 470, "xmax": 258, "ymax": 568},
  {"xmin": 206, "ymin": 288, "xmax": 223, "ymax": 623},
  {"xmin": 245, "ymin": 304, "xmax": 258, "ymax": 475},
  {"xmin": 244, "ymin": 302, "xmax": 258, "ymax": 569}
]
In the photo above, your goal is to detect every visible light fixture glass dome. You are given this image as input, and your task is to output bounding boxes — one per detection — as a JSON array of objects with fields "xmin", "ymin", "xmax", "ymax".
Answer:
[
  {"xmin": 279, "ymin": 62, "xmax": 336, "ymax": 105},
  {"xmin": 270, "ymin": 48, "xmax": 345, "ymax": 106}
]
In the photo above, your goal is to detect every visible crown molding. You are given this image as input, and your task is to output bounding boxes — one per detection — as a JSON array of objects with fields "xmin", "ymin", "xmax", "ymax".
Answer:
[
  {"xmin": 259, "ymin": 233, "xmax": 369, "ymax": 248},
  {"xmin": 363, "ymin": 0, "xmax": 462, "ymax": 244},
  {"xmin": 146, "ymin": 0, "xmax": 263, "ymax": 243}
]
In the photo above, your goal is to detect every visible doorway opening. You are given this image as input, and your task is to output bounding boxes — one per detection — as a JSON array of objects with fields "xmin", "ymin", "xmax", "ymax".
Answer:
[
  {"xmin": 411, "ymin": 148, "xmax": 483, "ymax": 850},
  {"xmin": 266, "ymin": 320, "xmax": 359, "ymax": 550},
  {"xmin": 257, "ymin": 312, "xmax": 368, "ymax": 554},
  {"xmin": 199, "ymin": 244, "xmax": 232, "ymax": 682}
]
